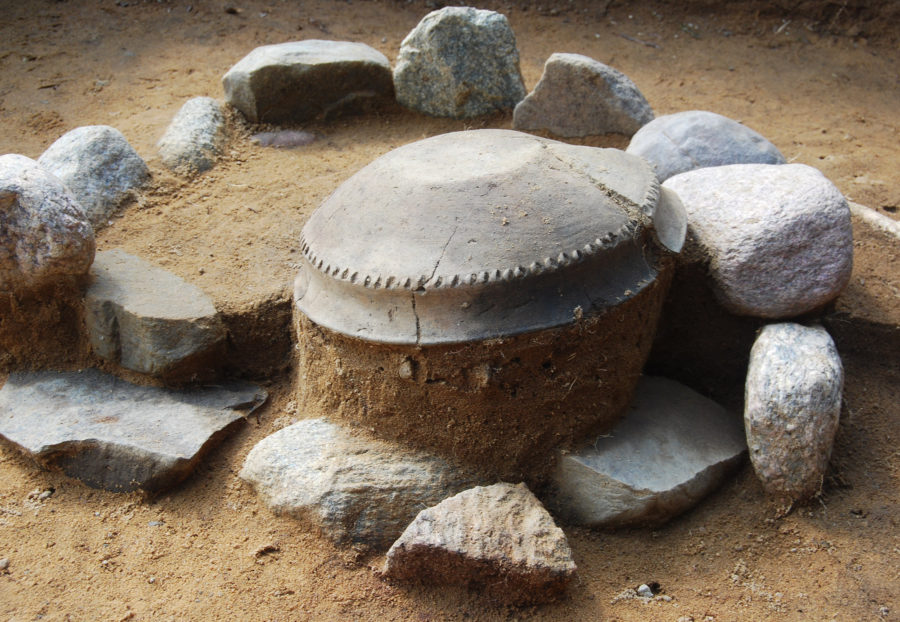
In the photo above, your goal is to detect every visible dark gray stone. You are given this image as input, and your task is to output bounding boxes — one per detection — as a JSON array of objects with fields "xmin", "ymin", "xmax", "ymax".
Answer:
[
  {"xmin": 548, "ymin": 376, "xmax": 747, "ymax": 527},
  {"xmin": 38, "ymin": 125, "xmax": 149, "ymax": 229},
  {"xmin": 393, "ymin": 7, "xmax": 526, "ymax": 118},
  {"xmin": 240, "ymin": 418, "xmax": 474, "ymax": 549},
  {"xmin": 513, "ymin": 53, "xmax": 654, "ymax": 137},
  {"xmin": 627, "ymin": 110, "xmax": 786, "ymax": 182},
  {"xmin": 157, "ymin": 97, "xmax": 228, "ymax": 174},
  {"xmin": 222, "ymin": 40, "xmax": 393, "ymax": 124},
  {"xmin": 0, "ymin": 154, "xmax": 95, "ymax": 292},
  {"xmin": 84, "ymin": 249, "xmax": 226, "ymax": 380},
  {"xmin": 0, "ymin": 369, "xmax": 266, "ymax": 492}
]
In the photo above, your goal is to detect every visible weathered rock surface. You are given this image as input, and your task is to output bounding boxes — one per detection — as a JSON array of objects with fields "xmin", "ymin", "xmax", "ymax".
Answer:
[
  {"xmin": 38, "ymin": 125, "xmax": 149, "ymax": 229},
  {"xmin": 240, "ymin": 418, "xmax": 474, "ymax": 549},
  {"xmin": 393, "ymin": 7, "xmax": 526, "ymax": 118},
  {"xmin": 0, "ymin": 154, "xmax": 95, "ymax": 292},
  {"xmin": 85, "ymin": 249, "xmax": 226, "ymax": 380},
  {"xmin": 157, "ymin": 97, "xmax": 228, "ymax": 174},
  {"xmin": 744, "ymin": 323, "xmax": 843, "ymax": 502},
  {"xmin": 383, "ymin": 482, "xmax": 576, "ymax": 604},
  {"xmin": 222, "ymin": 40, "xmax": 393, "ymax": 124},
  {"xmin": 663, "ymin": 163, "xmax": 853, "ymax": 318},
  {"xmin": 0, "ymin": 369, "xmax": 266, "ymax": 492},
  {"xmin": 513, "ymin": 53, "xmax": 653, "ymax": 137},
  {"xmin": 627, "ymin": 110, "xmax": 786, "ymax": 182},
  {"xmin": 548, "ymin": 376, "xmax": 747, "ymax": 528}
]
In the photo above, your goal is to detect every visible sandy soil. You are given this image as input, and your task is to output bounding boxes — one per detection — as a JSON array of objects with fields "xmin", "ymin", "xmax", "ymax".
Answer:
[{"xmin": 0, "ymin": 1, "xmax": 898, "ymax": 620}]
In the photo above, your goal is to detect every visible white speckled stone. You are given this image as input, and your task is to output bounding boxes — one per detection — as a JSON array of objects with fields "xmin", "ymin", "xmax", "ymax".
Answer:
[{"xmin": 157, "ymin": 97, "xmax": 227, "ymax": 174}]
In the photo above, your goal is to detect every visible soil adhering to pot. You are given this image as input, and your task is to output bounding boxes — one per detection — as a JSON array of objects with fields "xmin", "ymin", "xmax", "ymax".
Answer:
[{"xmin": 0, "ymin": 1, "xmax": 898, "ymax": 620}]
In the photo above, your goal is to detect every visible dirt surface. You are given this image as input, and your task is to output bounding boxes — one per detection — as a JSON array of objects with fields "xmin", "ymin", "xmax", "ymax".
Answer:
[{"xmin": 0, "ymin": 1, "xmax": 898, "ymax": 620}]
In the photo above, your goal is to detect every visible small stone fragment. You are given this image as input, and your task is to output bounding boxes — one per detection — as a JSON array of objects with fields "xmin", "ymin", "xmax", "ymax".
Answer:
[
  {"xmin": 0, "ymin": 369, "xmax": 266, "ymax": 492},
  {"xmin": 157, "ymin": 97, "xmax": 228, "ymax": 174},
  {"xmin": 383, "ymin": 482, "xmax": 576, "ymax": 605},
  {"xmin": 222, "ymin": 40, "xmax": 393, "ymax": 123},
  {"xmin": 84, "ymin": 249, "xmax": 227, "ymax": 380},
  {"xmin": 663, "ymin": 163, "xmax": 853, "ymax": 318},
  {"xmin": 513, "ymin": 52, "xmax": 654, "ymax": 137},
  {"xmin": 240, "ymin": 418, "xmax": 473, "ymax": 549},
  {"xmin": 0, "ymin": 154, "xmax": 95, "ymax": 292},
  {"xmin": 744, "ymin": 323, "xmax": 843, "ymax": 502},
  {"xmin": 548, "ymin": 376, "xmax": 746, "ymax": 528},
  {"xmin": 38, "ymin": 125, "xmax": 149, "ymax": 229},
  {"xmin": 393, "ymin": 7, "xmax": 526, "ymax": 118},
  {"xmin": 250, "ymin": 130, "xmax": 316, "ymax": 148},
  {"xmin": 0, "ymin": 558, "xmax": 8, "ymax": 571},
  {"xmin": 637, "ymin": 584, "xmax": 655, "ymax": 598},
  {"xmin": 627, "ymin": 110, "xmax": 785, "ymax": 181}
]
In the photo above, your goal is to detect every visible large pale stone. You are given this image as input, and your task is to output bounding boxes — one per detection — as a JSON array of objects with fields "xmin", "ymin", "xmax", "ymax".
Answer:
[
  {"xmin": 240, "ymin": 418, "xmax": 473, "ymax": 549},
  {"xmin": 393, "ymin": 7, "xmax": 526, "ymax": 118},
  {"xmin": 548, "ymin": 376, "xmax": 747, "ymax": 527},
  {"xmin": 513, "ymin": 53, "xmax": 653, "ymax": 138},
  {"xmin": 383, "ymin": 483, "xmax": 576, "ymax": 605},
  {"xmin": 157, "ymin": 97, "xmax": 228, "ymax": 174},
  {"xmin": 222, "ymin": 40, "xmax": 393, "ymax": 124},
  {"xmin": 663, "ymin": 163, "xmax": 853, "ymax": 318},
  {"xmin": 0, "ymin": 369, "xmax": 266, "ymax": 492},
  {"xmin": 0, "ymin": 154, "xmax": 94, "ymax": 292},
  {"xmin": 745, "ymin": 323, "xmax": 843, "ymax": 502},
  {"xmin": 627, "ymin": 110, "xmax": 786, "ymax": 182},
  {"xmin": 38, "ymin": 125, "xmax": 149, "ymax": 229},
  {"xmin": 85, "ymin": 249, "xmax": 226, "ymax": 380}
]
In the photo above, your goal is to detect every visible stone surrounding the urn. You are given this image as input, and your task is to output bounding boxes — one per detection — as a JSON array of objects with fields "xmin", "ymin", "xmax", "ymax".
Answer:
[
  {"xmin": 513, "ymin": 53, "xmax": 654, "ymax": 138},
  {"xmin": 0, "ymin": 154, "xmax": 95, "ymax": 292},
  {"xmin": 663, "ymin": 163, "xmax": 853, "ymax": 318},
  {"xmin": 627, "ymin": 110, "xmax": 786, "ymax": 182},
  {"xmin": 222, "ymin": 40, "xmax": 393, "ymax": 124},
  {"xmin": 383, "ymin": 482, "xmax": 576, "ymax": 605},
  {"xmin": 84, "ymin": 249, "xmax": 226, "ymax": 380},
  {"xmin": 548, "ymin": 376, "xmax": 747, "ymax": 528},
  {"xmin": 0, "ymin": 369, "xmax": 266, "ymax": 492},
  {"xmin": 393, "ymin": 7, "xmax": 526, "ymax": 118},
  {"xmin": 240, "ymin": 418, "xmax": 474, "ymax": 549},
  {"xmin": 744, "ymin": 323, "xmax": 843, "ymax": 502},
  {"xmin": 38, "ymin": 125, "xmax": 149, "ymax": 229},
  {"xmin": 157, "ymin": 97, "xmax": 228, "ymax": 174}
]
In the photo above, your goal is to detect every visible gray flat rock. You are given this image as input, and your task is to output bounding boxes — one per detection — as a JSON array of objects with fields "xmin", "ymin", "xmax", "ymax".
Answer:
[
  {"xmin": 514, "ymin": 53, "xmax": 653, "ymax": 138},
  {"xmin": 383, "ymin": 483, "xmax": 576, "ymax": 605},
  {"xmin": 222, "ymin": 40, "xmax": 392, "ymax": 124},
  {"xmin": 0, "ymin": 369, "xmax": 266, "ymax": 492},
  {"xmin": 240, "ymin": 418, "xmax": 474, "ymax": 549},
  {"xmin": 85, "ymin": 249, "xmax": 226, "ymax": 380},
  {"xmin": 627, "ymin": 110, "xmax": 786, "ymax": 182},
  {"xmin": 745, "ymin": 323, "xmax": 843, "ymax": 502},
  {"xmin": 157, "ymin": 97, "xmax": 228, "ymax": 174},
  {"xmin": 393, "ymin": 7, "xmax": 526, "ymax": 118},
  {"xmin": 663, "ymin": 163, "xmax": 853, "ymax": 318},
  {"xmin": 0, "ymin": 154, "xmax": 95, "ymax": 292},
  {"xmin": 548, "ymin": 376, "xmax": 746, "ymax": 528},
  {"xmin": 38, "ymin": 125, "xmax": 149, "ymax": 229}
]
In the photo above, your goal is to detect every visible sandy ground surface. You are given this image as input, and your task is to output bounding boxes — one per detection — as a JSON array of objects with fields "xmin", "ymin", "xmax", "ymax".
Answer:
[{"xmin": 0, "ymin": 1, "xmax": 898, "ymax": 620}]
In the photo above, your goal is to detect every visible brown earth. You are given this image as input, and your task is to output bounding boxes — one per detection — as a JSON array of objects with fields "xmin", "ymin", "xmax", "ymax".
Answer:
[{"xmin": 0, "ymin": 1, "xmax": 898, "ymax": 620}]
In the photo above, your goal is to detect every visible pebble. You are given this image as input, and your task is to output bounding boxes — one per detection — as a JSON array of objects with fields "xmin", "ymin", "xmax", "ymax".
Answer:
[
  {"xmin": 157, "ymin": 96, "xmax": 228, "ymax": 174},
  {"xmin": 0, "ymin": 558, "xmax": 9, "ymax": 571}
]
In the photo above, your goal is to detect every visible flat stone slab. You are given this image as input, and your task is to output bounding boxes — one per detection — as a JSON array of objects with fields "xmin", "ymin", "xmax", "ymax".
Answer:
[
  {"xmin": 0, "ymin": 369, "xmax": 266, "ymax": 493},
  {"xmin": 85, "ymin": 249, "xmax": 227, "ymax": 380},
  {"xmin": 157, "ymin": 97, "xmax": 228, "ymax": 174},
  {"xmin": 240, "ymin": 418, "xmax": 474, "ymax": 550},
  {"xmin": 38, "ymin": 125, "xmax": 149, "ymax": 229},
  {"xmin": 222, "ymin": 40, "xmax": 393, "ymax": 124},
  {"xmin": 0, "ymin": 154, "xmax": 94, "ymax": 292},
  {"xmin": 745, "ymin": 323, "xmax": 843, "ymax": 502},
  {"xmin": 663, "ymin": 163, "xmax": 853, "ymax": 318},
  {"xmin": 393, "ymin": 7, "xmax": 526, "ymax": 118},
  {"xmin": 548, "ymin": 376, "xmax": 747, "ymax": 528},
  {"xmin": 383, "ymin": 482, "xmax": 576, "ymax": 605},
  {"xmin": 627, "ymin": 110, "xmax": 786, "ymax": 182},
  {"xmin": 514, "ymin": 53, "xmax": 654, "ymax": 137}
]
